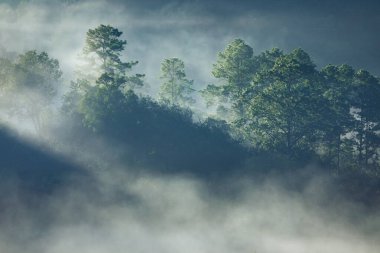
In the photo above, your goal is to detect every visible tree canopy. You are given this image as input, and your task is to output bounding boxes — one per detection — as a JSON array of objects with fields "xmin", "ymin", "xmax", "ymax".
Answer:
[
  {"xmin": 83, "ymin": 24, "xmax": 143, "ymax": 90},
  {"xmin": 0, "ymin": 25, "xmax": 376, "ymax": 178},
  {"xmin": 159, "ymin": 58, "xmax": 195, "ymax": 107},
  {"xmin": 0, "ymin": 50, "xmax": 62, "ymax": 133},
  {"xmin": 64, "ymin": 24, "xmax": 144, "ymax": 131}
]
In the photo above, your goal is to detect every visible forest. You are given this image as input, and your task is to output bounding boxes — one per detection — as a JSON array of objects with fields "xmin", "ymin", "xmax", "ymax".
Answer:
[
  {"xmin": 2, "ymin": 24, "xmax": 380, "ymax": 190},
  {"xmin": 1, "ymin": 1, "xmax": 380, "ymax": 252}
]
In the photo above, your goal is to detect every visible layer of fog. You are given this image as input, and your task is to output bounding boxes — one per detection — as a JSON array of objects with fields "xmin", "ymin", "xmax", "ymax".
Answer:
[
  {"xmin": 2, "ymin": 92, "xmax": 380, "ymax": 253},
  {"xmin": 1, "ymin": 164, "xmax": 380, "ymax": 253},
  {"xmin": 1, "ymin": 95, "xmax": 380, "ymax": 253}
]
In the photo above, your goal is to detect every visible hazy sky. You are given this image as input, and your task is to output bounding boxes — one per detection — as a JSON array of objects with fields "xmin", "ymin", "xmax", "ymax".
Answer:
[
  {"xmin": 122, "ymin": 0, "xmax": 380, "ymax": 75},
  {"xmin": 0, "ymin": 0, "xmax": 379, "ymax": 91}
]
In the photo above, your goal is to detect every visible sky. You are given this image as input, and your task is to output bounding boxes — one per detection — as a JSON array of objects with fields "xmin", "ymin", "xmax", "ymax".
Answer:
[{"xmin": 0, "ymin": 0, "xmax": 379, "ymax": 93}]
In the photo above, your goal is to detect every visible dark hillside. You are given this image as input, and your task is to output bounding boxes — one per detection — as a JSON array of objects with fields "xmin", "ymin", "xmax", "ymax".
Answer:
[{"xmin": 0, "ymin": 126, "xmax": 87, "ymax": 197}]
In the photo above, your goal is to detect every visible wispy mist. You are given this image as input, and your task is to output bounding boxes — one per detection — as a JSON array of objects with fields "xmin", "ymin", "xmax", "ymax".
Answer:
[{"xmin": 1, "ymin": 166, "xmax": 380, "ymax": 253}]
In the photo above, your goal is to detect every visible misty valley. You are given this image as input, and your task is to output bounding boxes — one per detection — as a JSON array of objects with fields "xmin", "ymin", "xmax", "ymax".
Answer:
[{"xmin": 0, "ymin": 1, "xmax": 380, "ymax": 253}]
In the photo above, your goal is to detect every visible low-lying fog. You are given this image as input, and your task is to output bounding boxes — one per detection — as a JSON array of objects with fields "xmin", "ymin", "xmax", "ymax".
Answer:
[{"xmin": 1, "ymin": 165, "xmax": 380, "ymax": 253}]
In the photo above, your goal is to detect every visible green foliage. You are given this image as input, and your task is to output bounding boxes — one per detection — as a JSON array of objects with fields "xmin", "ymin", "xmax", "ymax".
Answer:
[
  {"xmin": 253, "ymin": 47, "xmax": 284, "ymax": 72},
  {"xmin": 62, "ymin": 28, "xmax": 380, "ymax": 175},
  {"xmin": 65, "ymin": 24, "xmax": 145, "ymax": 131},
  {"xmin": 350, "ymin": 69, "xmax": 380, "ymax": 169},
  {"xmin": 83, "ymin": 24, "xmax": 143, "ymax": 90},
  {"xmin": 212, "ymin": 38, "xmax": 255, "ymax": 96},
  {"xmin": 79, "ymin": 86, "xmax": 134, "ymax": 131},
  {"xmin": 0, "ymin": 50, "xmax": 62, "ymax": 132},
  {"xmin": 14, "ymin": 50, "xmax": 62, "ymax": 98},
  {"xmin": 202, "ymin": 38, "xmax": 256, "ymax": 120},
  {"xmin": 1, "ymin": 30, "xmax": 378, "ymax": 205},
  {"xmin": 67, "ymin": 91, "xmax": 247, "ymax": 175},
  {"xmin": 85, "ymin": 24, "xmax": 128, "ymax": 71},
  {"xmin": 240, "ymin": 49, "xmax": 325, "ymax": 157},
  {"xmin": 317, "ymin": 65, "xmax": 380, "ymax": 170},
  {"xmin": 63, "ymin": 26, "xmax": 246, "ymax": 174},
  {"xmin": 204, "ymin": 39, "xmax": 380, "ymax": 171},
  {"xmin": 0, "ymin": 58, "xmax": 16, "ymax": 93},
  {"xmin": 62, "ymin": 79, "xmax": 90, "ymax": 116},
  {"xmin": 159, "ymin": 58, "xmax": 195, "ymax": 107},
  {"xmin": 319, "ymin": 64, "xmax": 357, "ymax": 168}
]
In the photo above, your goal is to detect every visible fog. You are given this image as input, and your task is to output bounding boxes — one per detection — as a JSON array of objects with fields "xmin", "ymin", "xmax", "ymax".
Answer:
[
  {"xmin": 1, "ymin": 164, "xmax": 380, "ymax": 253},
  {"xmin": 0, "ymin": 1, "xmax": 380, "ymax": 252}
]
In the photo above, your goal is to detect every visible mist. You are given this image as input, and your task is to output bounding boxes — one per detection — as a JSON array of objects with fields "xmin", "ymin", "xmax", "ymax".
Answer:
[
  {"xmin": 1, "ymin": 1, "xmax": 380, "ymax": 253},
  {"xmin": 1, "ymin": 164, "xmax": 380, "ymax": 253}
]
